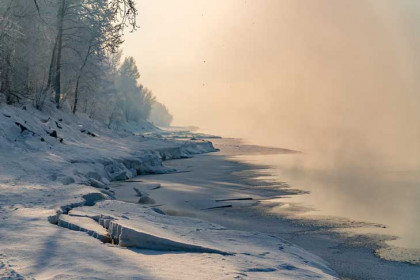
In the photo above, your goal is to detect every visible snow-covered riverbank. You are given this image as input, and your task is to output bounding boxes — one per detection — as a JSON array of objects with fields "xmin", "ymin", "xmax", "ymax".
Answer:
[
  {"xmin": 0, "ymin": 104, "xmax": 337, "ymax": 279},
  {"xmin": 113, "ymin": 138, "xmax": 420, "ymax": 280}
]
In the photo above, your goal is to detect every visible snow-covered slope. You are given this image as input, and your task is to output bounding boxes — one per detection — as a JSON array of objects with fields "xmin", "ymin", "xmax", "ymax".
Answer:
[
  {"xmin": 0, "ymin": 102, "xmax": 216, "ymax": 186},
  {"xmin": 0, "ymin": 103, "xmax": 337, "ymax": 279}
]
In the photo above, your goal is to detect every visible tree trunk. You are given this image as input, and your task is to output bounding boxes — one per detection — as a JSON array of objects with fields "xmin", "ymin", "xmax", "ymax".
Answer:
[
  {"xmin": 73, "ymin": 45, "xmax": 91, "ymax": 114},
  {"xmin": 73, "ymin": 78, "xmax": 80, "ymax": 114},
  {"xmin": 54, "ymin": 0, "xmax": 66, "ymax": 109},
  {"xmin": 45, "ymin": 38, "xmax": 57, "ymax": 92},
  {"xmin": 1, "ymin": 53, "xmax": 12, "ymax": 104}
]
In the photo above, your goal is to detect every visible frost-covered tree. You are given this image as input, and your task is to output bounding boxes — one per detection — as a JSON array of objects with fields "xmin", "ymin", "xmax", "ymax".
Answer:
[
  {"xmin": 0, "ymin": 0, "xmax": 170, "ymax": 127},
  {"xmin": 0, "ymin": 1, "xmax": 33, "ymax": 103},
  {"xmin": 115, "ymin": 57, "xmax": 155, "ymax": 123},
  {"xmin": 149, "ymin": 101, "xmax": 173, "ymax": 127},
  {"xmin": 44, "ymin": 0, "xmax": 137, "ymax": 109}
]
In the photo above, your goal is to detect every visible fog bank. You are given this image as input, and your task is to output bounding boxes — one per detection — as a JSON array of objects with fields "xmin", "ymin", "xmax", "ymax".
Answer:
[{"xmin": 123, "ymin": 0, "xmax": 420, "ymax": 170}]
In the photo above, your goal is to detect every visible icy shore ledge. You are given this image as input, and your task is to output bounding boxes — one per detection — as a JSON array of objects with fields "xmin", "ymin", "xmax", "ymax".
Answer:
[{"xmin": 0, "ymin": 103, "xmax": 337, "ymax": 279}]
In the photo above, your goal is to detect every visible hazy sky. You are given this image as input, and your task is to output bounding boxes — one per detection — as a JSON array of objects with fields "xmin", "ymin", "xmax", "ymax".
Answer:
[{"xmin": 123, "ymin": 0, "xmax": 419, "ymax": 167}]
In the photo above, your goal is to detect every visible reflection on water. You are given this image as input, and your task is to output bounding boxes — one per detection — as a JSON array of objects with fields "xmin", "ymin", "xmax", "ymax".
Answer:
[{"xmin": 232, "ymin": 152, "xmax": 420, "ymax": 254}]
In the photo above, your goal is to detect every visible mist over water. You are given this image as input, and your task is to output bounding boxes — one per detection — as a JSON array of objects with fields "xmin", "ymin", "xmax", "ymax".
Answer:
[
  {"xmin": 124, "ymin": 0, "xmax": 420, "ymax": 252},
  {"xmin": 236, "ymin": 152, "xmax": 420, "ymax": 250},
  {"xmin": 194, "ymin": 0, "xmax": 420, "ymax": 168}
]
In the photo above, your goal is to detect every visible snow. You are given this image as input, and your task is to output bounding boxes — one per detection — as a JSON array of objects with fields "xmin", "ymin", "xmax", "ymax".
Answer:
[
  {"xmin": 0, "ymin": 103, "xmax": 337, "ymax": 279},
  {"xmin": 58, "ymin": 214, "xmax": 111, "ymax": 243}
]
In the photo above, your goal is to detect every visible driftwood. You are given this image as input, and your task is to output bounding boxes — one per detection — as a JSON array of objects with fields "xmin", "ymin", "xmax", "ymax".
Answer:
[
  {"xmin": 215, "ymin": 198, "xmax": 253, "ymax": 202},
  {"xmin": 202, "ymin": 205, "xmax": 233, "ymax": 210}
]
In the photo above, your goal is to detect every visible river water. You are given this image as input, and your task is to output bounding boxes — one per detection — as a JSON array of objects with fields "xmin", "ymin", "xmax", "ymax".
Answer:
[{"xmin": 230, "ymin": 145, "xmax": 420, "ymax": 264}]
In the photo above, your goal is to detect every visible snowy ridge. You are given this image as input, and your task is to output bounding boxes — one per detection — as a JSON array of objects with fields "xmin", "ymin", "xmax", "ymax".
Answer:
[
  {"xmin": 0, "ymin": 102, "xmax": 217, "ymax": 188},
  {"xmin": 53, "ymin": 200, "xmax": 337, "ymax": 279},
  {"xmin": 49, "ymin": 193, "xmax": 230, "ymax": 255}
]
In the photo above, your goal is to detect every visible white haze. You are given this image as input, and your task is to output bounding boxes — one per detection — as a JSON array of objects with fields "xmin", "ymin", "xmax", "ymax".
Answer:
[
  {"xmin": 124, "ymin": 2, "xmax": 420, "ymax": 247},
  {"xmin": 123, "ymin": 2, "xmax": 420, "ymax": 250},
  {"xmin": 123, "ymin": 0, "xmax": 420, "ymax": 173}
]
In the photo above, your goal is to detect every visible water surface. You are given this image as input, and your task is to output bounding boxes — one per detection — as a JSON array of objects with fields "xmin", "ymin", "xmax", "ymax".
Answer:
[{"xmin": 228, "ymin": 145, "xmax": 420, "ymax": 263}]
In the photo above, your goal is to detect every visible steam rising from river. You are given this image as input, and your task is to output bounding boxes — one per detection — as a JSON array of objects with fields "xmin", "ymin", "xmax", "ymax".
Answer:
[{"xmin": 123, "ymin": 0, "xmax": 420, "ymax": 247}]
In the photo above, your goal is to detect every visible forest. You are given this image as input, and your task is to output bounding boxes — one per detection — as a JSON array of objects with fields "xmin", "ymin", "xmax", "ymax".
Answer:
[{"xmin": 0, "ymin": 0, "xmax": 172, "ymax": 127}]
